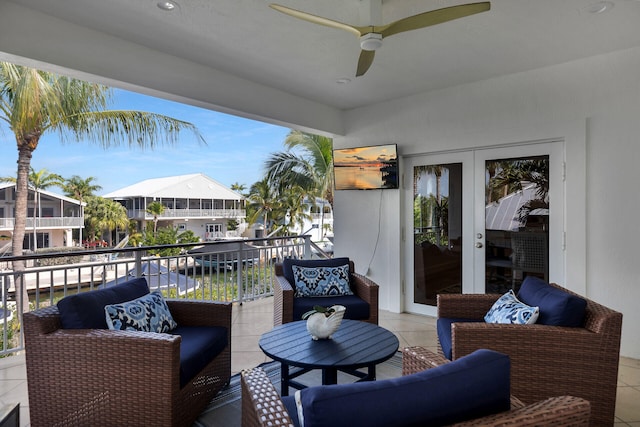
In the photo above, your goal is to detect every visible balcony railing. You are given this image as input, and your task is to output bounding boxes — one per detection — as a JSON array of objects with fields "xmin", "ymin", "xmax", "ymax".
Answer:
[
  {"xmin": 0, "ymin": 235, "xmax": 321, "ymax": 356},
  {"xmin": 0, "ymin": 217, "xmax": 84, "ymax": 229},
  {"xmin": 310, "ymin": 213, "xmax": 333, "ymax": 220},
  {"xmin": 127, "ymin": 208, "xmax": 246, "ymax": 219}
]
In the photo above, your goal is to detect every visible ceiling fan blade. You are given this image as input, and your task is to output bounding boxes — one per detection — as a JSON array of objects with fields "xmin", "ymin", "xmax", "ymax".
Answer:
[
  {"xmin": 270, "ymin": 4, "xmax": 364, "ymax": 37},
  {"xmin": 356, "ymin": 50, "xmax": 376, "ymax": 77},
  {"xmin": 379, "ymin": 2, "xmax": 490, "ymax": 39}
]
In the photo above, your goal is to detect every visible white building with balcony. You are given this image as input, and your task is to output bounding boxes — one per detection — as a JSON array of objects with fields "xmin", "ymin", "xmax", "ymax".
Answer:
[
  {"xmin": 288, "ymin": 197, "xmax": 333, "ymax": 241},
  {"xmin": 103, "ymin": 173, "xmax": 245, "ymax": 241},
  {"xmin": 0, "ymin": 183, "xmax": 84, "ymax": 251}
]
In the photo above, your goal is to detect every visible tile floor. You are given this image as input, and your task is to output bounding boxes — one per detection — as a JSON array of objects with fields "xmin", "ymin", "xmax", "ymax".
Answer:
[{"xmin": 1, "ymin": 297, "xmax": 639, "ymax": 426}]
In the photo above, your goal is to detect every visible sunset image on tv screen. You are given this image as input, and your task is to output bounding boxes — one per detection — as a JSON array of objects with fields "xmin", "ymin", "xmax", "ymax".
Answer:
[{"xmin": 333, "ymin": 144, "xmax": 398, "ymax": 190}]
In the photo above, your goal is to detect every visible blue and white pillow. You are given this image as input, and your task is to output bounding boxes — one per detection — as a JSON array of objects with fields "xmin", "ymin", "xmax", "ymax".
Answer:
[
  {"xmin": 105, "ymin": 291, "xmax": 177, "ymax": 333},
  {"xmin": 484, "ymin": 290, "xmax": 539, "ymax": 325},
  {"xmin": 292, "ymin": 264, "xmax": 353, "ymax": 297}
]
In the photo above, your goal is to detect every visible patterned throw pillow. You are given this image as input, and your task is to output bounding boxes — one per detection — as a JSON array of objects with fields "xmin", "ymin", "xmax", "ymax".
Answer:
[
  {"xmin": 484, "ymin": 290, "xmax": 539, "ymax": 325},
  {"xmin": 105, "ymin": 291, "xmax": 177, "ymax": 333},
  {"xmin": 292, "ymin": 264, "xmax": 353, "ymax": 297}
]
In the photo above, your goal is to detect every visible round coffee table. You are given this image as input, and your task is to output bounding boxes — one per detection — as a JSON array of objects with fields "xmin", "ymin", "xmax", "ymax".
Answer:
[{"xmin": 259, "ymin": 319, "xmax": 399, "ymax": 396}]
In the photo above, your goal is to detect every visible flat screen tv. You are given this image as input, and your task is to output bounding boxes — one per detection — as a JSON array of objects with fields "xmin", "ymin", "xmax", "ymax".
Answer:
[{"xmin": 333, "ymin": 144, "xmax": 398, "ymax": 190}]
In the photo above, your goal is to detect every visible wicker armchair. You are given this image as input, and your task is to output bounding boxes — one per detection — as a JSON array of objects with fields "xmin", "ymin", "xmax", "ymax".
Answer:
[
  {"xmin": 23, "ymin": 299, "xmax": 232, "ymax": 427},
  {"xmin": 240, "ymin": 347, "xmax": 591, "ymax": 427},
  {"xmin": 437, "ymin": 283, "xmax": 622, "ymax": 426},
  {"xmin": 273, "ymin": 259, "xmax": 379, "ymax": 326}
]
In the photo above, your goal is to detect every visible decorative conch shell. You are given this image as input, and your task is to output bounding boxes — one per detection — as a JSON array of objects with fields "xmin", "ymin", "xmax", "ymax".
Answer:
[{"xmin": 305, "ymin": 305, "xmax": 346, "ymax": 340}]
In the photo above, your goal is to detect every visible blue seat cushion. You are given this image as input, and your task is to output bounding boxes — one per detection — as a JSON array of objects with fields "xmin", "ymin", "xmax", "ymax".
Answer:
[
  {"xmin": 282, "ymin": 257, "xmax": 351, "ymax": 287},
  {"xmin": 517, "ymin": 277, "xmax": 587, "ymax": 327},
  {"xmin": 57, "ymin": 278, "xmax": 150, "ymax": 329},
  {"xmin": 171, "ymin": 325, "xmax": 228, "ymax": 388},
  {"xmin": 292, "ymin": 295, "xmax": 370, "ymax": 322},
  {"xmin": 296, "ymin": 349, "xmax": 511, "ymax": 427},
  {"xmin": 437, "ymin": 317, "xmax": 477, "ymax": 360}
]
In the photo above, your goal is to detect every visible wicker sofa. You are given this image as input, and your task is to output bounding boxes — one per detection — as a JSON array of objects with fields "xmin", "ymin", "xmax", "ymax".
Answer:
[
  {"xmin": 241, "ymin": 347, "xmax": 591, "ymax": 427},
  {"xmin": 437, "ymin": 279, "xmax": 622, "ymax": 426},
  {"xmin": 273, "ymin": 257, "xmax": 379, "ymax": 325},
  {"xmin": 23, "ymin": 279, "xmax": 232, "ymax": 427}
]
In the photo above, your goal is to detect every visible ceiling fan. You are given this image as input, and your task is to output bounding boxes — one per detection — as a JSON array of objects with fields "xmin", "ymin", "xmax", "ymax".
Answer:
[{"xmin": 269, "ymin": 1, "xmax": 491, "ymax": 77}]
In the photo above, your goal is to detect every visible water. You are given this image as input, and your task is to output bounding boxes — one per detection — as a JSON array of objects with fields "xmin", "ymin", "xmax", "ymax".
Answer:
[{"xmin": 335, "ymin": 166, "xmax": 385, "ymax": 190}]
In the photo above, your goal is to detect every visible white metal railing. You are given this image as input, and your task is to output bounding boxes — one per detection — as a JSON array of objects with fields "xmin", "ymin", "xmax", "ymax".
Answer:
[
  {"xmin": 0, "ymin": 217, "xmax": 84, "ymax": 229},
  {"xmin": 310, "ymin": 213, "xmax": 333, "ymax": 220},
  {"xmin": 0, "ymin": 235, "xmax": 331, "ymax": 356},
  {"xmin": 126, "ymin": 208, "xmax": 246, "ymax": 219}
]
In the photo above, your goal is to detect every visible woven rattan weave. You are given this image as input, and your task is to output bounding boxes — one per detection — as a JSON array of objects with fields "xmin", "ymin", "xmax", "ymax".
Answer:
[
  {"xmin": 437, "ymin": 283, "xmax": 622, "ymax": 426},
  {"xmin": 272, "ymin": 260, "xmax": 379, "ymax": 326},
  {"xmin": 23, "ymin": 299, "xmax": 232, "ymax": 427},
  {"xmin": 241, "ymin": 346, "xmax": 591, "ymax": 426}
]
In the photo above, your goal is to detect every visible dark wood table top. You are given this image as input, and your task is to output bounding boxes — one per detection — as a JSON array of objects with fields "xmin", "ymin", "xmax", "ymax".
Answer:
[{"xmin": 259, "ymin": 319, "xmax": 399, "ymax": 370}]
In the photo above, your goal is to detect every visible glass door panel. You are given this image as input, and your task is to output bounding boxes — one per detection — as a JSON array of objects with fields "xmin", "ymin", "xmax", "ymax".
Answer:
[
  {"xmin": 404, "ymin": 142, "xmax": 563, "ymax": 315},
  {"xmin": 413, "ymin": 163, "xmax": 463, "ymax": 305},
  {"xmin": 404, "ymin": 151, "xmax": 473, "ymax": 316},
  {"xmin": 474, "ymin": 141, "xmax": 563, "ymax": 295},
  {"xmin": 484, "ymin": 156, "xmax": 550, "ymax": 294}
]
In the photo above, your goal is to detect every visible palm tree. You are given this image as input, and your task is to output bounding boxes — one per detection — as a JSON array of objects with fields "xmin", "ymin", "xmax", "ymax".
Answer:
[
  {"xmin": 146, "ymin": 201, "xmax": 165, "ymax": 234},
  {"xmin": 265, "ymin": 131, "xmax": 333, "ymax": 238},
  {"xmin": 489, "ymin": 161, "xmax": 524, "ymax": 199},
  {"xmin": 0, "ymin": 62, "xmax": 203, "ymax": 315},
  {"xmin": 1, "ymin": 167, "xmax": 64, "ymax": 250},
  {"xmin": 230, "ymin": 182, "xmax": 247, "ymax": 195},
  {"xmin": 27, "ymin": 168, "xmax": 64, "ymax": 250},
  {"xmin": 279, "ymin": 185, "xmax": 312, "ymax": 235},
  {"xmin": 489, "ymin": 158, "xmax": 549, "ymax": 224},
  {"xmin": 230, "ymin": 182, "xmax": 247, "ymax": 214},
  {"xmin": 84, "ymin": 196, "xmax": 129, "ymax": 246},
  {"xmin": 126, "ymin": 219, "xmax": 143, "ymax": 247},
  {"xmin": 62, "ymin": 175, "xmax": 102, "ymax": 245},
  {"xmin": 265, "ymin": 131, "xmax": 334, "ymax": 207},
  {"xmin": 247, "ymin": 178, "xmax": 277, "ymax": 231}
]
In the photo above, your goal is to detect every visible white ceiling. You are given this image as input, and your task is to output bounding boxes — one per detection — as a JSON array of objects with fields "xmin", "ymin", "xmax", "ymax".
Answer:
[{"xmin": 2, "ymin": 0, "xmax": 640, "ymax": 123}]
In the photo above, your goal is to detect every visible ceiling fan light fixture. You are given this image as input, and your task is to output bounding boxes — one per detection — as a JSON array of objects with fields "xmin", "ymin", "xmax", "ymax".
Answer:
[
  {"xmin": 360, "ymin": 33, "xmax": 383, "ymax": 51},
  {"xmin": 157, "ymin": 1, "xmax": 178, "ymax": 11},
  {"xmin": 269, "ymin": 2, "xmax": 491, "ymax": 76},
  {"xmin": 585, "ymin": 1, "xmax": 614, "ymax": 14}
]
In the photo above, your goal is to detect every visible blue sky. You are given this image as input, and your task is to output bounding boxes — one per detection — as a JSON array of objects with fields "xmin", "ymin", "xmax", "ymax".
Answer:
[{"xmin": 0, "ymin": 89, "xmax": 291, "ymax": 195}]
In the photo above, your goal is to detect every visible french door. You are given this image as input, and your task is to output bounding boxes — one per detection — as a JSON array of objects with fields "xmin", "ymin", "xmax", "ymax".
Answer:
[{"xmin": 404, "ymin": 141, "xmax": 564, "ymax": 316}]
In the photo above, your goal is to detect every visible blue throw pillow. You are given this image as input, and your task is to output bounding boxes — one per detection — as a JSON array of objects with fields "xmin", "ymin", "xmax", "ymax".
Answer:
[
  {"xmin": 517, "ymin": 277, "xmax": 587, "ymax": 327},
  {"xmin": 282, "ymin": 257, "xmax": 351, "ymax": 286},
  {"xmin": 292, "ymin": 264, "xmax": 353, "ymax": 297},
  {"xmin": 484, "ymin": 290, "xmax": 539, "ymax": 324},
  {"xmin": 57, "ymin": 278, "xmax": 150, "ymax": 329},
  {"xmin": 295, "ymin": 349, "xmax": 511, "ymax": 427},
  {"xmin": 105, "ymin": 291, "xmax": 177, "ymax": 333}
]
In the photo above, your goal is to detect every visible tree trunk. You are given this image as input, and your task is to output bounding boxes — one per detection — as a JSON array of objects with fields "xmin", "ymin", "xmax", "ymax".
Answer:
[{"xmin": 12, "ymin": 143, "xmax": 35, "ymax": 316}]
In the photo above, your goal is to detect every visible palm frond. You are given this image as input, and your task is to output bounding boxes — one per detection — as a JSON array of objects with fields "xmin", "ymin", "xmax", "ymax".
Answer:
[{"xmin": 53, "ymin": 110, "xmax": 205, "ymax": 149}]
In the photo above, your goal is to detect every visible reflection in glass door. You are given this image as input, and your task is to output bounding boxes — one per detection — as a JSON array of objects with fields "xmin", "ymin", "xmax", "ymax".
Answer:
[
  {"xmin": 413, "ymin": 163, "xmax": 463, "ymax": 306},
  {"xmin": 483, "ymin": 156, "xmax": 550, "ymax": 294},
  {"xmin": 405, "ymin": 142, "xmax": 562, "ymax": 315}
]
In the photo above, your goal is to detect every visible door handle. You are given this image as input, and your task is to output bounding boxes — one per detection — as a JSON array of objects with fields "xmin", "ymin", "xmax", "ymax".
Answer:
[{"xmin": 475, "ymin": 242, "xmax": 483, "ymax": 248}]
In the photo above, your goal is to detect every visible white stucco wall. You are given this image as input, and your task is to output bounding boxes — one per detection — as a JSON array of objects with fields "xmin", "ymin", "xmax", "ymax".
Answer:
[{"xmin": 333, "ymin": 46, "xmax": 640, "ymax": 359}]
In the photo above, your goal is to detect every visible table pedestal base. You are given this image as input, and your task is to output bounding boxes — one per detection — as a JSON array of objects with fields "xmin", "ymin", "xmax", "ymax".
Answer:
[{"xmin": 281, "ymin": 363, "xmax": 376, "ymax": 396}]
